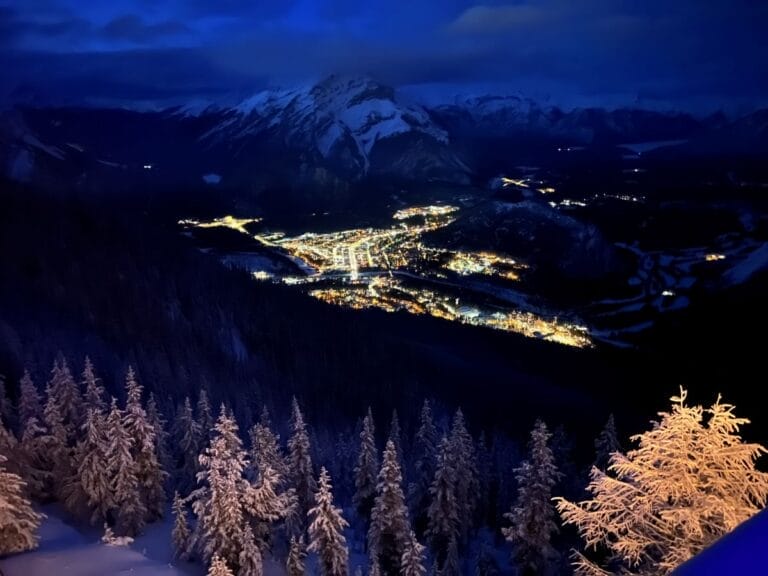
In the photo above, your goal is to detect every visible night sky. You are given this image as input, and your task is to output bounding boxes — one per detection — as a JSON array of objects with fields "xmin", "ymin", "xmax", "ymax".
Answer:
[{"xmin": 2, "ymin": 0, "xmax": 767, "ymax": 111}]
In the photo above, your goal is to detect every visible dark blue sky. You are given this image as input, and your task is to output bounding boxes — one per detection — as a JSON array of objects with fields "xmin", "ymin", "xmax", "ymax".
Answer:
[{"xmin": 2, "ymin": 0, "xmax": 767, "ymax": 111}]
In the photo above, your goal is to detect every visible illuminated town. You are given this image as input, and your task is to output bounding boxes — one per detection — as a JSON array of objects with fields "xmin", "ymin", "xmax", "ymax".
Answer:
[{"xmin": 179, "ymin": 206, "xmax": 593, "ymax": 348}]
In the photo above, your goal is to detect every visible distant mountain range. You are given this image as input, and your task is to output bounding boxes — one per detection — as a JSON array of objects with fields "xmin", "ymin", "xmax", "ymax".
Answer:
[{"xmin": 2, "ymin": 75, "xmax": 767, "ymax": 194}]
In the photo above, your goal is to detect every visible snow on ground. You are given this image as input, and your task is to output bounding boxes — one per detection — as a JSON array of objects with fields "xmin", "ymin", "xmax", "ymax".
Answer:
[
  {"xmin": 0, "ymin": 507, "xmax": 290, "ymax": 576},
  {"xmin": 724, "ymin": 242, "xmax": 768, "ymax": 285},
  {"xmin": 0, "ymin": 507, "xmax": 201, "ymax": 576}
]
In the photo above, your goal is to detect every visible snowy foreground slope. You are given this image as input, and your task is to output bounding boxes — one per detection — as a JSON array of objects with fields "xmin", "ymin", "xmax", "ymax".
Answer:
[
  {"xmin": 0, "ymin": 507, "xmax": 283, "ymax": 576},
  {"xmin": 672, "ymin": 508, "xmax": 768, "ymax": 575},
  {"xmin": 0, "ymin": 508, "xmax": 198, "ymax": 576}
]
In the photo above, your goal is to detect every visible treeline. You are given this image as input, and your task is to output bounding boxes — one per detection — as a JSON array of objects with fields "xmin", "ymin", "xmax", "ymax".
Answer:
[
  {"xmin": 0, "ymin": 356, "xmax": 768, "ymax": 576},
  {"xmin": 0, "ymin": 354, "xmax": 584, "ymax": 574},
  {"xmin": 3, "ymin": 357, "xmax": 767, "ymax": 576}
]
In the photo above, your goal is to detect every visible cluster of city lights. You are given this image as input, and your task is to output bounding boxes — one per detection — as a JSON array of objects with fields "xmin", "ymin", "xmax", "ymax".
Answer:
[{"xmin": 179, "ymin": 206, "xmax": 592, "ymax": 347}]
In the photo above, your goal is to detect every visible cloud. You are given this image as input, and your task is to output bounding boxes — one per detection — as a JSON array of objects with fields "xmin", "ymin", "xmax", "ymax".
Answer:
[
  {"xmin": 102, "ymin": 15, "xmax": 190, "ymax": 43},
  {"xmin": 448, "ymin": 4, "xmax": 551, "ymax": 34},
  {"xmin": 1, "ymin": 0, "xmax": 767, "ymax": 110}
]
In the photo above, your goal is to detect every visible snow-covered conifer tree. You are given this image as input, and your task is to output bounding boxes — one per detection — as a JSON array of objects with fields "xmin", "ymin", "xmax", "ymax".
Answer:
[
  {"xmin": 48, "ymin": 355, "xmax": 82, "ymax": 440},
  {"xmin": 286, "ymin": 536, "xmax": 306, "ymax": 576},
  {"xmin": 368, "ymin": 440, "xmax": 410, "ymax": 576},
  {"xmin": 408, "ymin": 399, "xmax": 437, "ymax": 536},
  {"xmin": 249, "ymin": 408, "xmax": 286, "ymax": 481},
  {"xmin": 308, "ymin": 467, "xmax": 349, "ymax": 576},
  {"xmin": 42, "ymin": 385, "xmax": 72, "ymax": 499},
  {"xmin": 172, "ymin": 491, "xmax": 191, "ymax": 560},
  {"xmin": 388, "ymin": 410, "xmax": 403, "ymax": 469},
  {"xmin": 448, "ymin": 409, "xmax": 478, "ymax": 542},
  {"xmin": 123, "ymin": 367, "xmax": 166, "ymax": 519},
  {"xmin": 443, "ymin": 534, "xmax": 461, "ymax": 576},
  {"xmin": 400, "ymin": 530, "xmax": 426, "ymax": 576},
  {"xmin": 77, "ymin": 408, "xmax": 114, "ymax": 524},
  {"xmin": 0, "ymin": 417, "xmax": 17, "ymax": 464},
  {"xmin": 593, "ymin": 413, "xmax": 620, "ymax": 471},
  {"xmin": 426, "ymin": 436, "xmax": 459, "ymax": 573},
  {"xmin": 197, "ymin": 389, "xmax": 215, "ymax": 444},
  {"xmin": 354, "ymin": 408, "xmax": 378, "ymax": 521},
  {"xmin": 82, "ymin": 356, "xmax": 107, "ymax": 414},
  {"xmin": 244, "ymin": 463, "xmax": 295, "ymax": 549},
  {"xmin": 105, "ymin": 397, "xmax": 146, "ymax": 536},
  {"xmin": 503, "ymin": 420, "xmax": 560, "ymax": 576},
  {"xmin": 18, "ymin": 370, "xmax": 42, "ymax": 431},
  {"xmin": 174, "ymin": 396, "xmax": 201, "ymax": 493},
  {"xmin": 287, "ymin": 397, "xmax": 315, "ymax": 524},
  {"xmin": 208, "ymin": 554, "xmax": 235, "ymax": 576},
  {"xmin": 556, "ymin": 388, "xmax": 768, "ymax": 575},
  {"xmin": 19, "ymin": 415, "xmax": 48, "ymax": 499},
  {"xmin": 192, "ymin": 407, "xmax": 248, "ymax": 568},
  {"xmin": 0, "ymin": 454, "xmax": 44, "ymax": 555},
  {"xmin": 238, "ymin": 523, "xmax": 263, "ymax": 576},
  {"xmin": 147, "ymin": 392, "xmax": 173, "ymax": 477},
  {"xmin": 0, "ymin": 375, "xmax": 10, "ymax": 427}
]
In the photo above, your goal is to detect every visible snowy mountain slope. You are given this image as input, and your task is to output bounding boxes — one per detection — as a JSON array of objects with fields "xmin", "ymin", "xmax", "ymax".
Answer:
[{"xmin": 198, "ymin": 76, "xmax": 465, "ymax": 180}]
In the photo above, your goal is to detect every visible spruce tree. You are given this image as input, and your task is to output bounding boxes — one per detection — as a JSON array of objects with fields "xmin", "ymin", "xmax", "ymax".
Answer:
[
  {"xmin": 308, "ymin": 467, "xmax": 349, "ymax": 576},
  {"xmin": 0, "ymin": 454, "xmax": 44, "ymax": 555},
  {"xmin": 238, "ymin": 523, "xmax": 262, "ymax": 576},
  {"xmin": 172, "ymin": 491, "xmax": 191, "ymax": 560},
  {"xmin": 197, "ymin": 389, "xmax": 215, "ymax": 444},
  {"xmin": 368, "ymin": 440, "xmax": 410, "ymax": 576},
  {"xmin": 287, "ymin": 397, "xmax": 315, "ymax": 524},
  {"xmin": 18, "ymin": 370, "xmax": 42, "ymax": 431},
  {"xmin": 448, "ymin": 409, "xmax": 478, "ymax": 543},
  {"xmin": 503, "ymin": 420, "xmax": 561, "ymax": 576},
  {"xmin": 174, "ymin": 396, "xmax": 201, "ymax": 493},
  {"xmin": 42, "ymin": 385, "xmax": 72, "ymax": 500},
  {"xmin": 426, "ymin": 436, "xmax": 459, "ymax": 573},
  {"xmin": 408, "ymin": 399, "xmax": 437, "ymax": 536},
  {"xmin": 400, "ymin": 530, "xmax": 426, "ymax": 576},
  {"xmin": 249, "ymin": 408, "xmax": 286, "ymax": 482},
  {"xmin": 193, "ymin": 407, "xmax": 249, "ymax": 568},
  {"xmin": 244, "ymin": 463, "xmax": 295, "ymax": 549},
  {"xmin": 123, "ymin": 367, "xmax": 166, "ymax": 519},
  {"xmin": 208, "ymin": 554, "xmax": 235, "ymax": 576},
  {"xmin": 19, "ymin": 415, "xmax": 49, "ymax": 499},
  {"xmin": 594, "ymin": 413, "xmax": 620, "ymax": 470},
  {"xmin": 0, "ymin": 417, "xmax": 18, "ymax": 467},
  {"xmin": 388, "ymin": 410, "xmax": 403, "ymax": 470},
  {"xmin": 354, "ymin": 408, "xmax": 378, "ymax": 521},
  {"xmin": 77, "ymin": 408, "xmax": 114, "ymax": 525},
  {"xmin": 286, "ymin": 536, "xmax": 306, "ymax": 576},
  {"xmin": 105, "ymin": 397, "xmax": 146, "ymax": 536},
  {"xmin": 48, "ymin": 355, "xmax": 82, "ymax": 440},
  {"xmin": 82, "ymin": 356, "xmax": 107, "ymax": 414},
  {"xmin": 0, "ymin": 374, "xmax": 10, "ymax": 427},
  {"xmin": 147, "ymin": 392, "xmax": 173, "ymax": 478}
]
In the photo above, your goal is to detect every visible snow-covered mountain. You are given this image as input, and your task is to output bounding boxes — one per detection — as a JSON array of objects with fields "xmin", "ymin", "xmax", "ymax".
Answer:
[
  {"xmin": 180, "ymin": 76, "xmax": 469, "ymax": 181},
  {"xmin": 2, "ymin": 75, "xmax": 768, "ymax": 194}
]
